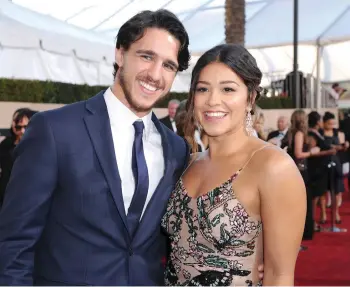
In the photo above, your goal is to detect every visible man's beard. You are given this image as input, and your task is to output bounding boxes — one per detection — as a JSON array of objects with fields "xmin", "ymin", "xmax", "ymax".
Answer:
[{"xmin": 119, "ymin": 67, "xmax": 166, "ymax": 113}]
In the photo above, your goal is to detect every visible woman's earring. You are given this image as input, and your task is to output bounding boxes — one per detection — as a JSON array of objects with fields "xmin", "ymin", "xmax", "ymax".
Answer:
[{"xmin": 245, "ymin": 110, "xmax": 253, "ymax": 136}]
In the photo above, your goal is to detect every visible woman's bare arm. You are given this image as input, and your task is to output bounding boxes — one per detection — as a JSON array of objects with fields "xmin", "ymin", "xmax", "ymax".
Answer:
[
  {"xmin": 308, "ymin": 135, "xmax": 336, "ymax": 157},
  {"xmin": 259, "ymin": 149, "xmax": 306, "ymax": 286},
  {"xmin": 294, "ymin": 131, "xmax": 310, "ymax": 159}
]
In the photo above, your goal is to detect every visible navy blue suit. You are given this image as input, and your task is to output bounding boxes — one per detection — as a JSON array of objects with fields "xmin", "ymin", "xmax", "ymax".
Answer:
[{"xmin": 0, "ymin": 91, "xmax": 189, "ymax": 285}]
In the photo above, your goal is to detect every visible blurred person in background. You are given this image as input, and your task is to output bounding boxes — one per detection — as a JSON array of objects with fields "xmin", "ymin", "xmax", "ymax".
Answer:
[
  {"xmin": 307, "ymin": 111, "xmax": 336, "ymax": 230},
  {"xmin": 0, "ymin": 109, "xmax": 36, "ymax": 208},
  {"xmin": 252, "ymin": 108, "xmax": 266, "ymax": 140},
  {"xmin": 320, "ymin": 111, "xmax": 349, "ymax": 223},
  {"xmin": 287, "ymin": 110, "xmax": 320, "ymax": 240},
  {"xmin": 267, "ymin": 116, "xmax": 289, "ymax": 147},
  {"xmin": 160, "ymin": 99, "xmax": 180, "ymax": 132},
  {"xmin": 339, "ymin": 109, "xmax": 350, "ymax": 191},
  {"xmin": 174, "ymin": 100, "xmax": 208, "ymax": 152},
  {"xmin": 332, "ymin": 83, "xmax": 347, "ymax": 98}
]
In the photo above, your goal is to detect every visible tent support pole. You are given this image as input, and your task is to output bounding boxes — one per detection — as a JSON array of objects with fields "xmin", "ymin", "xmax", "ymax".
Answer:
[{"xmin": 315, "ymin": 43, "xmax": 322, "ymax": 110}]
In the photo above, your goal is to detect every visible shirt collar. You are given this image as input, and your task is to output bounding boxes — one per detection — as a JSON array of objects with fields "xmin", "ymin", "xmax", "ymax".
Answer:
[
  {"xmin": 281, "ymin": 128, "xmax": 288, "ymax": 135},
  {"xmin": 103, "ymin": 87, "xmax": 153, "ymax": 140}
]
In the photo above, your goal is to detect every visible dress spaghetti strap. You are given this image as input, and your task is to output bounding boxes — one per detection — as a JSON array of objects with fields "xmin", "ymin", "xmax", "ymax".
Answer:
[{"xmin": 231, "ymin": 144, "xmax": 272, "ymax": 181}]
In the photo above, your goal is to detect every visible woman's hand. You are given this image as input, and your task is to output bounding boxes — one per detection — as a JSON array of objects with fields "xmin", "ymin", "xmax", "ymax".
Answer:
[{"xmin": 310, "ymin": 146, "xmax": 320, "ymax": 155}]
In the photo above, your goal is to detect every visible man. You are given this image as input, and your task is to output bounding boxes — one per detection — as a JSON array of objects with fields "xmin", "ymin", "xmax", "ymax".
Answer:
[
  {"xmin": 267, "ymin": 115, "xmax": 289, "ymax": 147},
  {"xmin": 160, "ymin": 99, "xmax": 180, "ymax": 132},
  {"xmin": 0, "ymin": 10, "xmax": 190, "ymax": 285},
  {"xmin": 332, "ymin": 82, "xmax": 347, "ymax": 98}
]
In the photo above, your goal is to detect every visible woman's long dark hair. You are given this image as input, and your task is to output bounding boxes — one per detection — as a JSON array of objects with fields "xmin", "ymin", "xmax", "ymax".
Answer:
[{"xmin": 184, "ymin": 44, "xmax": 264, "ymax": 152}]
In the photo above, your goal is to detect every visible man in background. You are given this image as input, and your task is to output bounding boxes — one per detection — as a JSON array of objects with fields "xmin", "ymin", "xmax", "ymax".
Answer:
[
  {"xmin": 267, "ymin": 115, "xmax": 289, "ymax": 147},
  {"xmin": 160, "ymin": 99, "xmax": 180, "ymax": 133}
]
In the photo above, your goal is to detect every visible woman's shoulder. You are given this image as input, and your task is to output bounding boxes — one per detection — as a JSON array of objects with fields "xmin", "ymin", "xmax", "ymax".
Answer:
[{"xmin": 252, "ymin": 143, "xmax": 296, "ymax": 172}]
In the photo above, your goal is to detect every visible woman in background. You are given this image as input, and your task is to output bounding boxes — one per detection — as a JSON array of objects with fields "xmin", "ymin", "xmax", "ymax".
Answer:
[
  {"xmin": 307, "ymin": 111, "xmax": 336, "ymax": 230},
  {"xmin": 287, "ymin": 110, "xmax": 320, "ymax": 240},
  {"xmin": 253, "ymin": 108, "xmax": 266, "ymax": 140},
  {"xmin": 321, "ymin": 111, "xmax": 348, "ymax": 223}
]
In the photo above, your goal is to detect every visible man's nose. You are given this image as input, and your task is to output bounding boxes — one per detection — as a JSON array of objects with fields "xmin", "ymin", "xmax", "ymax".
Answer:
[{"xmin": 147, "ymin": 62, "xmax": 162, "ymax": 82}]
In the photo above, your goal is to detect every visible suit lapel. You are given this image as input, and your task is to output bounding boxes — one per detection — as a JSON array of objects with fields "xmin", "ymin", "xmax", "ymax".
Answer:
[
  {"xmin": 84, "ymin": 92, "xmax": 129, "ymax": 236},
  {"xmin": 133, "ymin": 113, "xmax": 175, "ymax": 246}
]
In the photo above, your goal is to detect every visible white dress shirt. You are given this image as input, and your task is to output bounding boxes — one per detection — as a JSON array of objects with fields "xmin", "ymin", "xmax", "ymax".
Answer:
[
  {"xmin": 171, "ymin": 118, "xmax": 177, "ymax": 133},
  {"xmin": 104, "ymin": 88, "xmax": 164, "ymax": 217}
]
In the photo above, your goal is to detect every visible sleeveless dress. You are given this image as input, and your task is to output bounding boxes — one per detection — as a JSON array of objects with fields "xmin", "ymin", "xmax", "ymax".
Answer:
[
  {"xmin": 322, "ymin": 129, "xmax": 345, "ymax": 194},
  {"xmin": 161, "ymin": 148, "xmax": 266, "ymax": 286}
]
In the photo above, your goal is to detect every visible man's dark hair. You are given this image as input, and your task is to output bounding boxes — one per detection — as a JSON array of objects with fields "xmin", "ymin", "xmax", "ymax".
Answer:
[
  {"xmin": 308, "ymin": 111, "xmax": 321, "ymax": 128},
  {"xmin": 10, "ymin": 109, "xmax": 37, "ymax": 137},
  {"xmin": 113, "ymin": 9, "xmax": 190, "ymax": 78},
  {"xmin": 332, "ymin": 83, "xmax": 339, "ymax": 89}
]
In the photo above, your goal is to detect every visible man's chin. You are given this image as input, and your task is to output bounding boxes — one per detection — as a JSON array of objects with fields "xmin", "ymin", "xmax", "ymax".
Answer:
[
  {"xmin": 131, "ymin": 96, "xmax": 165, "ymax": 112},
  {"xmin": 129, "ymin": 100, "xmax": 156, "ymax": 114}
]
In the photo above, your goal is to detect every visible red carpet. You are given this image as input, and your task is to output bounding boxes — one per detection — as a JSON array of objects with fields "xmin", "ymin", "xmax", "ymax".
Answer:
[{"xmin": 295, "ymin": 185, "xmax": 350, "ymax": 286}]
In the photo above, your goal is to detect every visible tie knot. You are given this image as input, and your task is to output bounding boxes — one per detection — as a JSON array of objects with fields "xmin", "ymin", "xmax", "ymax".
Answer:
[{"xmin": 133, "ymin": 120, "xmax": 145, "ymax": 135}]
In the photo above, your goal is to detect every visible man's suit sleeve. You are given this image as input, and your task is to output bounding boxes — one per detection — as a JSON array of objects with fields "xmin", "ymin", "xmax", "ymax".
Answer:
[
  {"xmin": 267, "ymin": 131, "xmax": 276, "ymax": 141},
  {"xmin": 0, "ymin": 112, "xmax": 58, "ymax": 285}
]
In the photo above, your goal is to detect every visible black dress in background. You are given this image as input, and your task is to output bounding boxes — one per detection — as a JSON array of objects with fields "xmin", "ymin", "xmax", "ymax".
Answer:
[
  {"xmin": 307, "ymin": 130, "xmax": 331, "ymax": 199},
  {"xmin": 288, "ymin": 138, "xmax": 313, "ymax": 240},
  {"xmin": 322, "ymin": 129, "xmax": 345, "ymax": 194}
]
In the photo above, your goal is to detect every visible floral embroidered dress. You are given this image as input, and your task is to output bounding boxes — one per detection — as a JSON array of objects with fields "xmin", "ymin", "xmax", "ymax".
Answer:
[{"xmin": 161, "ymin": 151, "xmax": 265, "ymax": 286}]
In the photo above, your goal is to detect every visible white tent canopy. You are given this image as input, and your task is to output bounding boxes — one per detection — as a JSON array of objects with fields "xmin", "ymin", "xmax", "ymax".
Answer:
[
  {"xmin": 3, "ymin": 0, "xmax": 350, "ymax": 92},
  {"xmin": 0, "ymin": 0, "xmax": 114, "ymax": 86}
]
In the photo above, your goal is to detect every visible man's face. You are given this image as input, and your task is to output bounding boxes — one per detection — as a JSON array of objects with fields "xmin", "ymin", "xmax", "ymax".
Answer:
[
  {"xmin": 277, "ymin": 116, "xmax": 288, "ymax": 131},
  {"xmin": 168, "ymin": 102, "xmax": 179, "ymax": 119},
  {"xmin": 115, "ymin": 28, "xmax": 180, "ymax": 116},
  {"xmin": 12, "ymin": 117, "xmax": 29, "ymax": 140}
]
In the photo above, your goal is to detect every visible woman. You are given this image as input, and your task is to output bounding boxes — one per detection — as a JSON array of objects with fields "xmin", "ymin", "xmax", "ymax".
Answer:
[
  {"xmin": 253, "ymin": 108, "xmax": 266, "ymax": 140},
  {"xmin": 321, "ymin": 111, "xmax": 348, "ymax": 223},
  {"xmin": 307, "ymin": 111, "xmax": 336, "ymax": 228},
  {"xmin": 286, "ymin": 110, "xmax": 320, "ymax": 239},
  {"xmin": 0, "ymin": 109, "xmax": 36, "ymax": 207},
  {"xmin": 161, "ymin": 44, "xmax": 306, "ymax": 286}
]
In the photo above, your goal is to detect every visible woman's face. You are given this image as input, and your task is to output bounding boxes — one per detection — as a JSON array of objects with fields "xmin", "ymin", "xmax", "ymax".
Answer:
[
  {"xmin": 12, "ymin": 116, "xmax": 29, "ymax": 140},
  {"xmin": 323, "ymin": 119, "xmax": 335, "ymax": 131},
  {"xmin": 193, "ymin": 62, "xmax": 250, "ymax": 138}
]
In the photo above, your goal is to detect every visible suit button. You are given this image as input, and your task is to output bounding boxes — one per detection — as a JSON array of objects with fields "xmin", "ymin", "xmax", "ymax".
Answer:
[{"xmin": 129, "ymin": 248, "xmax": 133, "ymax": 256}]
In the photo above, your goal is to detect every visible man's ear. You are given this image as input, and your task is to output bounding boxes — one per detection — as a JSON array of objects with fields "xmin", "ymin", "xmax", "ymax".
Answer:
[{"xmin": 115, "ymin": 47, "xmax": 124, "ymax": 68}]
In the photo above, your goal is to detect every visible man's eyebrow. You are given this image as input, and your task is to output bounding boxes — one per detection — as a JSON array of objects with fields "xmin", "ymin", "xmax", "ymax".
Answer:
[{"xmin": 135, "ymin": 49, "xmax": 156, "ymax": 56}]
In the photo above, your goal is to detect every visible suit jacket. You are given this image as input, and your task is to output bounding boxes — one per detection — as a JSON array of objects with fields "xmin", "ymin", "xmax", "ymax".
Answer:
[
  {"xmin": 0, "ymin": 136, "xmax": 16, "ymax": 206},
  {"xmin": 0, "ymin": 91, "xmax": 190, "ymax": 286},
  {"xmin": 159, "ymin": 116, "xmax": 175, "ymax": 132},
  {"xmin": 267, "ymin": 130, "xmax": 286, "ymax": 141}
]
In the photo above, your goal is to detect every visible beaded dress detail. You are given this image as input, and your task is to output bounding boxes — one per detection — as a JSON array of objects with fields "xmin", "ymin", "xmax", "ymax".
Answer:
[{"xmin": 161, "ymin": 147, "xmax": 267, "ymax": 286}]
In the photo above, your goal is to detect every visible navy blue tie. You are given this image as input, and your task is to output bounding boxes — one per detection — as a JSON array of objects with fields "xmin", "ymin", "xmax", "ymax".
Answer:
[{"xmin": 127, "ymin": 120, "xmax": 149, "ymax": 237}]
